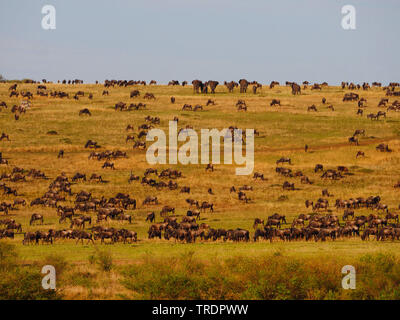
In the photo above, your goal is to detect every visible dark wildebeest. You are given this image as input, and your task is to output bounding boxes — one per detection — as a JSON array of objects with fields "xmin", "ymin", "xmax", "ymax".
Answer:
[
  {"xmin": 207, "ymin": 81, "xmax": 219, "ymax": 94},
  {"xmin": 192, "ymin": 80, "xmax": 204, "ymax": 93},
  {"xmin": 276, "ymin": 157, "xmax": 291, "ymax": 165},
  {"xmin": 79, "ymin": 108, "xmax": 91, "ymax": 116},
  {"xmin": 356, "ymin": 151, "xmax": 365, "ymax": 158},
  {"xmin": 29, "ymin": 213, "xmax": 43, "ymax": 225},
  {"xmin": 270, "ymin": 99, "xmax": 281, "ymax": 106},
  {"xmin": 238, "ymin": 79, "xmax": 249, "ymax": 93},
  {"xmin": 291, "ymin": 83, "xmax": 301, "ymax": 95},
  {"xmin": 146, "ymin": 212, "xmax": 155, "ymax": 223},
  {"xmin": 130, "ymin": 90, "xmax": 140, "ymax": 98}
]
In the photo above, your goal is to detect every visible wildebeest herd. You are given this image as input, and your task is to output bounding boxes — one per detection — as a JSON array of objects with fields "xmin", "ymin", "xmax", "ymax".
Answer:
[{"xmin": 1, "ymin": 79, "xmax": 400, "ymax": 247}]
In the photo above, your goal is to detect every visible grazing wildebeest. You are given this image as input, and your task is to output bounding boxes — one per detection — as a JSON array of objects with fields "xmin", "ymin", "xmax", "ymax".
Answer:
[
  {"xmin": 377, "ymin": 111, "xmax": 386, "ymax": 119},
  {"xmin": 143, "ymin": 93, "xmax": 156, "ymax": 100},
  {"xmin": 270, "ymin": 99, "xmax": 281, "ymax": 107},
  {"xmin": 102, "ymin": 161, "xmax": 115, "ymax": 169},
  {"xmin": 200, "ymin": 201, "xmax": 214, "ymax": 213},
  {"xmin": 206, "ymin": 99, "xmax": 215, "ymax": 106},
  {"xmin": 307, "ymin": 105, "xmax": 317, "ymax": 112},
  {"xmin": 282, "ymin": 181, "xmax": 294, "ymax": 190},
  {"xmin": 314, "ymin": 164, "xmax": 323, "ymax": 172},
  {"xmin": 348, "ymin": 136, "xmax": 359, "ymax": 145},
  {"xmin": 143, "ymin": 196, "xmax": 158, "ymax": 205},
  {"xmin": 128, "ymin": 171, "xmax": 140, "ymax": 183},
  {"xmin": 276, "ymin": 157, "xmax": 291, "ymax": 165},
  {"xmin": 182, "ymin": 104, "xmax": 192, "ymax": 111},
  {"xmin": 160, "ymin": 206, "xmax": 175, "ymax": 217},
  {"xmin": 79, "ymin": 108, "xmax": 91, "ymax": 116},
  {"xmin": 0, "ymin": 133, "xmax": 10, "ymax": 141},
  {"xmin": 130, "ymin": 90, "xmax": 140, "ymax": 98},
  {"xmin": 253, "ymin": 172, "xmax": 265, "ymax": 180},
  {"xmin": 356, "ymin": 151, "xmax": 365, "ymax": 158},
  {"xmin": 353, "ymin": 129, "xmax": 365, "ymax": 137},
  {"xmin": 376, "ymin": 143, "xmax": 391, "ymax": 152}
]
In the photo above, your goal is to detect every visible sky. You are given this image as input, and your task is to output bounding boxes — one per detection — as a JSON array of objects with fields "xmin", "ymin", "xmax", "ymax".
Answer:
[{"xmin": 0, "ymin": 0, "xmax": 399, "ymax": 84}]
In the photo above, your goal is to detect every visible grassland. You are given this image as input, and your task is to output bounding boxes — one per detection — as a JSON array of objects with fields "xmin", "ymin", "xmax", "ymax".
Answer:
[{"xmin": 1, "ymin": 82, "xmax": 400, "ymax": 299}]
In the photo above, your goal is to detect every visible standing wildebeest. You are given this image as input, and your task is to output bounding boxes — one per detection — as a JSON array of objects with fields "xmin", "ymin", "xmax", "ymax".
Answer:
[
  {"xmin": 200, "ymin": 202, "xmax": 214, "ymax": 213},
  {"xmin": 146, "ymin": 212, "xmax": 155, "ymax": 223},
  {"xmin": 205, "ymin": 164, "xmax": 214, "ymax": 172},
  {"xmin": 192, "ymin": 80, "xmax": 204, "ymax": 93},
  {"xmin": 206, "ymin": 81, "xmax": 219, "ymax": 94},
  {"xmin": 291, "ymin": 83, "xmax": 301, "ymax": 95},
  {"xmin": 348, "ymin": 136, "xmax": 359, "ymax": 145},
  {"xmin": 30, "ymin": 213, "xmax": 43, "ymax": 225},
  {"xmin": 225, "ymin": 81, "xmax": 238, "ymax": 93},
  {"xmin": 238, "ymin": 79, "xmax": 249, "ymax": 93}
]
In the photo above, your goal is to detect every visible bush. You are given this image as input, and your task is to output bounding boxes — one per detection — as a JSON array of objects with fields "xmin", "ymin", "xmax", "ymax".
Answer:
[
  {"xmin": 94, "ymin": 250, "xmax": 113, "ymax": 272},
  {"xmin": 120, "ymin": 253, "xmax": 400, "ymax": 300}
]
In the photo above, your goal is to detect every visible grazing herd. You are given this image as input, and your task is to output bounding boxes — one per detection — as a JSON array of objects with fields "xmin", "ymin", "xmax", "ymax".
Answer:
[{"xmin": 1, "ymin": 79, "xmax": 400, "ymax": 246}]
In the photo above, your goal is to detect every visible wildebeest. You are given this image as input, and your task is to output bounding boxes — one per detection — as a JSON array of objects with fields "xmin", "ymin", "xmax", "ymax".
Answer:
[
  {"xmin": 356, "ymin": 151, "xmax": 365, "ymax": 158},
  {"xmin": 291, "ymin": 83, "xmax": 301, "ymax": 95},
  {"xmin": 79, "ymin": 108, "xmax": 91, "ymax": 116},
  {"xmin": 270, "ymin": 99, "xmax": 281, "ymax": 107},
  {"xmin": 348, "ymin": 136, "xmax": 359, "ymax": 145},
  {"xmin": 276, "ymin": 157, "xmax": 291, "ymax": 165},
  {"xmin": 130, "ymin": 90, "xmax": 140, "ymax": 98},
  {"xmin": 239, "ymin": 79, "xmax": 249, "ymax": 93}
]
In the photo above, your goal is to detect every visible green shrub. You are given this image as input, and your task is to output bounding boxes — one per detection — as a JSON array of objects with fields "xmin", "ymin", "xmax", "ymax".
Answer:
[{"xmin": 96, "ymin": 251, "xmax": 113, "ymax": 272}]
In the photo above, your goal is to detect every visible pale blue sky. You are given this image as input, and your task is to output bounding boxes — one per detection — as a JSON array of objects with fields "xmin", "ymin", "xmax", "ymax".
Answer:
[{"xmin": 0, "ymin": 0, "xmax": 399, "ymax": 84}]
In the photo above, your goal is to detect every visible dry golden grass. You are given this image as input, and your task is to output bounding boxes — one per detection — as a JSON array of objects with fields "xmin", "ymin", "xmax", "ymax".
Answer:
[{"xmin": 1, "ymin": 82, "xmax": 400, "ymax": 299}]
